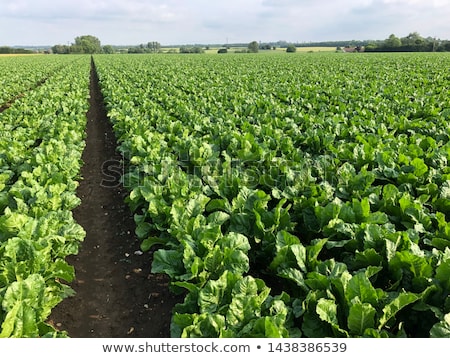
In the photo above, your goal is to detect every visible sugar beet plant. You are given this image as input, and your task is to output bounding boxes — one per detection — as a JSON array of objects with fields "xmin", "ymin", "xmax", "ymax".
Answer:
[
  {"xmin": 0, "ymin": 56, "xmax": 90, "ymax": 337},
  {"xmin": 94, "ymin": 53, "xmax": 450, "ymax": 338}
]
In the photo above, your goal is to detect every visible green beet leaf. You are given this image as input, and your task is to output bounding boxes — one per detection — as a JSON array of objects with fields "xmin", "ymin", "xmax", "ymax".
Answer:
[
  {"xmin": 378, "ymin": 291, "xmax": 421, "ymax": 330},
  {"xmin": 430, "ymin": 313, "xmax": 450, "ymax": 338},
  {"xmin": 0, "ymin": 274, "xmax": 47, "ymax": 337},
  {"xmin": 435, "ymin": 258, "xmax": 450, "ymax": 292},
  {"xmin": 316, "ymin": 298, "xmax": 349, "ymax": 337},
  {"xmin": 346, "ymin": 272, "xmax": 379, "ymax": 307},
  {"xmin": 347, "ymin": 299, "xmax": 376, "ymax": 335},
  {"xmin": 151, "ymin": 249, "xmax": 185, "ymax": 278}
]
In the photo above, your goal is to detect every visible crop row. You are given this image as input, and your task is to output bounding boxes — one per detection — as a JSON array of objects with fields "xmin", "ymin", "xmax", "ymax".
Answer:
[
  {"xmin": 0, "ymin": 56, "xmax": 80, "ymax": 109},
  {"xmin": 95, "ymin": 53, "xmax": 450, "ymax": 338},
  {"xmin": 0, "ymin": 56, "xmax": 90, "ymax": 337}
]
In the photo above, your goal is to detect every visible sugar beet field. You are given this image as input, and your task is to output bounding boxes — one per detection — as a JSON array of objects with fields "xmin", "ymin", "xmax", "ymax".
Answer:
[{"xmin": 1, "ymin": 53, "xmax": 450, "ymax": 338}]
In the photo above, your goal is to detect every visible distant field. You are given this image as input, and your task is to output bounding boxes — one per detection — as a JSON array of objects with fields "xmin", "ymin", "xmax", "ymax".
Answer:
[
  {"xmin": 0, "ymin": 54, "xmax": 30, "ymax": 56},
  {"xmin": 295, "ymin": 46, "xmax": 336, "ymax": 52},
  {"xmin": 206, "ymin": 46, "xmax": 337, "ymax": 54}
]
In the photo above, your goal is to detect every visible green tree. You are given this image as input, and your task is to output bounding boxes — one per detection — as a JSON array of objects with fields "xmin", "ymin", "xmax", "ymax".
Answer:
[
  {"xmin": 51, "ymin": 44, "xmax": 70, "ymax": 54},
  {"xmin": 248, "ymin": 41, "xmax": 259, "ymax": 53},
  {"xmin": 286, "ymin": 45, "xmax": 297, "ymax": 53},
  {"xmin": 401, "ymin": 32, "xmax": 423, "ymax": 47},
  {"xmin": 70, "ymin": 44, "xmax": 83, "ymax": 54},
  {"xmin": 385, "ymin": 34, "xmax": 402, "ymax": 48},
  {"xmin": 147, "ymin": 41, "xmax": 161, "ymax": 53},
  {"xmin": 74, "ymin": 35, "xmax": 102, "ymax": 54},
  {"xmin": 179, "ymin": 46, "xmax": 204, "ymax": 54},
  {"xmin": 103, "ymin": 45, "xmax": 115, "ymax": 54},
  {"xmin": 364, "ymin": 43, "xmax": 377, "ymax": 51},
  {"xmin": 0, "ymin": 46, "xmax": 31, "ymax": 54}
]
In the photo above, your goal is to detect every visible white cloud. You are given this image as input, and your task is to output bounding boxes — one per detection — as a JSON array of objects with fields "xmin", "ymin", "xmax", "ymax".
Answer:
[
  {"xmin": 0, "ymin": 0, "xmax": 449, "ymax": 45},
  {"xmin": 1, "ymin": 0, "xmax": 182, "ymax": 22}
]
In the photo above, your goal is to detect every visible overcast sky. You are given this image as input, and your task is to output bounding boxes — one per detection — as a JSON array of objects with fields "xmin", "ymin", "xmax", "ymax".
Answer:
[{"xmin": 1, "ymin": 0, "xmax": 449, "ymax": 46}]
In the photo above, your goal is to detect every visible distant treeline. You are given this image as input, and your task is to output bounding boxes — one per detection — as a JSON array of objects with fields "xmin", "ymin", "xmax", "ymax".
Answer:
[
  {"xmin": 257, "ymin": 33, "xmax": 449, "ymax": 53},
  {"xmin": 0, "ymin": 46, "xmax": 34, "ymax": 54},
  {"xmin": 364, "ymin": 32, "xmax": 450, "ymax": 52},
  {"xmin": 46, "ymin": 31, "xmax": 450, "ymax": 55}
]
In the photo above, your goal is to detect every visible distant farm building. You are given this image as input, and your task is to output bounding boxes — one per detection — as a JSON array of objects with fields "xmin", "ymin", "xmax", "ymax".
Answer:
[{"xmin": 343, "ymin": 46, "xmax": 364, "ymax": 53}]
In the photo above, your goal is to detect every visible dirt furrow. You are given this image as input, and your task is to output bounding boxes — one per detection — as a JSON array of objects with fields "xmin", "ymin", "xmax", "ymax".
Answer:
[{"xmin": 48, "ymin": 59, "xmax": 180, "ymax": 338}]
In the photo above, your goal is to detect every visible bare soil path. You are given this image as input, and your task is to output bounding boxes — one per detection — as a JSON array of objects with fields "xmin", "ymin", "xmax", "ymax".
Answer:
[{"xmin": 48, "ymin": 59, "xmax": 182, "ymax": 338}]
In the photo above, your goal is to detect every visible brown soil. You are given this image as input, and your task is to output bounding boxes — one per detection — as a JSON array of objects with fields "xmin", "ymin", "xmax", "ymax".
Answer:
[{"xmin": 48, "ymin": 60, "xmax": 182, "ymax": 338}]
